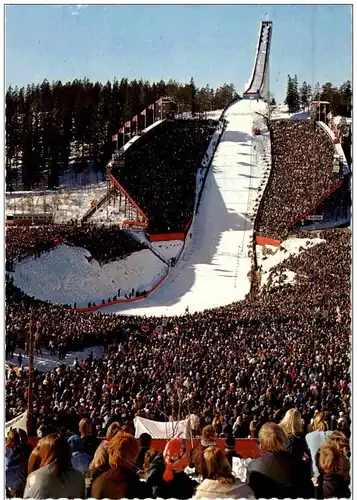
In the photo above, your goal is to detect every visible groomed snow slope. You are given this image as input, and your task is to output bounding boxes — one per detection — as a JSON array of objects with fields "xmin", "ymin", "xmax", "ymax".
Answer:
[
  {"xmin": 102, "ymin": 99, "xmax": 270, "ymax": 316},
  {"xmin": 12, "ymin": 244, "xmax": 167, "ymax": 307}
]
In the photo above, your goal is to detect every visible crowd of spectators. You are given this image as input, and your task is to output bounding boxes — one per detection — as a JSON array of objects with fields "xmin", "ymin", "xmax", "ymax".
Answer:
[
  {"xmin": 6, "ymin": 415, "xmax": 350, "ymax": 498},
  {"xmin": 5, "ymin": 114, "xmax": 351, "ymax": 499},
  {"xmin": 257, "ymin": 120, "xmax": 345, "ymax": 240},
  {"xmin": 6, "ymin": 223, "xmax": 145, "ymax": 269},
  {"xmin": 6, "ymin": 229, "xmax": 351, "ymax": 443},
  {"xmin": 115, "ymin": 120, "xmax": 216, "ymax": 233}
]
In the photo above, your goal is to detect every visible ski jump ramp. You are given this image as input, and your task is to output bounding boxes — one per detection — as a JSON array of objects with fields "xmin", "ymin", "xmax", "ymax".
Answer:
[{"xmin": 103, "ymin": 99, "xmax": 270, "ymax": 316}]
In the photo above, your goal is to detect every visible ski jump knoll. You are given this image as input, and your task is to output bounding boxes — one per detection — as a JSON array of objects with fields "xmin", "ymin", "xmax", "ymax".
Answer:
[{"xmin": 103, "ymin": 21, "xmax": 272, "ymax": 316}]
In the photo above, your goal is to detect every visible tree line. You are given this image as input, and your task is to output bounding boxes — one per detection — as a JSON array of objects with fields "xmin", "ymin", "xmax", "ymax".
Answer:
[
  {"xmin": 6, "ymin": 78, "xmax": 239, "ymax": 190},
  {"xmin": 284, "ymin": 75, "xmax": 352, "ymax": 116}
]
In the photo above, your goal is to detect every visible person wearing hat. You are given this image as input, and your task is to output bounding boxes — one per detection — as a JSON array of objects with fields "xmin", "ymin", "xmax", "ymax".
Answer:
[
  {"xmin": 224, "ymin": 435, "xmax": 242, "ymax": 468},
  {"xmin": 146, "ymin": 437, "xmax": 198, "ymax": 499},
  {"xmin": 189, "ymin": 425, "xmax": 217, "ymax": 478}
]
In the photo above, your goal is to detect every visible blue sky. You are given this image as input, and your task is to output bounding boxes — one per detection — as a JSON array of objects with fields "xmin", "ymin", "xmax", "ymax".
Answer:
[{"xmin": 5, "ymin": 4, "xmax": 352, "ymax": 103}]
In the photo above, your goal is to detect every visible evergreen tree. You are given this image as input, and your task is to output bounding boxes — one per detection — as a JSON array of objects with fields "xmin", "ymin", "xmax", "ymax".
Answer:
[
  {"xmin": 284, "ymin": 75, "xmax": 300, "ymax": 112},
  {"xmin": 299, "ymin": 81, "xmax": 312, "ymax": 109}
]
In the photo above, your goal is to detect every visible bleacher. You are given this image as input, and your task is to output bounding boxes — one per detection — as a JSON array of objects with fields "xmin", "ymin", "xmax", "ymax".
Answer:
[{"xmin": 113, "ymin": 120, "xmax": 216, "ymax": 234}]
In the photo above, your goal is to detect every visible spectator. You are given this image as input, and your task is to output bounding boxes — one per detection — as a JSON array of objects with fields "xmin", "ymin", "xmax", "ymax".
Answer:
[
  {"xmin": 70, "ymin": 437, "xmax": 92, "ymax": 475},
  {"xmin": 247, "ymin": 423, "xmax": 314, "ymax": 499},
  {"xmin": 146, "ymin": 438, "xmax": 198, "ymax": 499},
  {"xmin": 136, "ymin": 432, "xmax": 152, "ymax": 470},
  {"xmin": 68, "ymin": 418, "xmax": 101, "ymax": 458},
  {"xmin": 317, "ymin": 442, "xmax": 350, "ymax": 498},
  {"xmin": 194, "ymin": 446, "xmax": 254, "ymax": 499},
  {"xmin": 306, "ymin": 412, "xmax": 332, "ymax": 478},
  {"xmin": 279, "ymin": 408, "xmax": 309, "ymax": 460},
  {"xmin": 5, "ymin": 429, "xmax": 28, "ymax": 498},
  {"xmin": 224, "ymin": 435, "xmax": 242, "ymax": 468},
  {"xmin": 90, "ymin": 431, "xmax": 151, "ymax": 499},
  {"xmin": 24, "ymin": 434, "xmax": 85, "ymax": 499},
  {"xmin": 189, "ymin": 425, "xmax": 217, "ymax": 477}
]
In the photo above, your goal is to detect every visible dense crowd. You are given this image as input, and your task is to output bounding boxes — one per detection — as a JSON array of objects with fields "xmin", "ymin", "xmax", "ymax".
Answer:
[
  {"xmin": 258, "ymin": 120, "xmax": 345, "ymax": 239},
  {"xmin": 5, "ymin": 115, "xmax": 351, "ymax": 499},
  {"xmin": 6, "ymin": 414, "xmax": 350, "ymax": 498},
  {"xmin": 6, "ymin": 223, "xmax": 144, "ymax": 269},
  {"xmin": 6, "ymin": 229, "xmax": 351, "ymax": 438},
  {"xmin": 115, "ymin": 120, "xmax": 216, "ymax": 233}
]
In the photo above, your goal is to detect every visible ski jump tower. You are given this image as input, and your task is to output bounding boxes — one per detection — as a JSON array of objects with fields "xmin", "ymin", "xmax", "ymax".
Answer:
[{"xmin": 243, "ymin": 20, "xmax": 273, "ymax": 101}]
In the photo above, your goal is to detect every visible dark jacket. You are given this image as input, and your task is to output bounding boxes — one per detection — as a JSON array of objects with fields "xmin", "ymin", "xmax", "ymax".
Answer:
[
  {"xmin": 136, "ymin": 446, "xmax": 150, "ymax": 470},
  {"xmin": 286, "ymin": 433, "xmax": 309, "ymax": 461},
  {"xmin": 91, "ymin": 466, "xmax": 152, "ymax": 499},
  {"xmin": 247, "ymin": 451, "xmax": 314, "ymax": 499},
  {"xmin": 319, "ymin": 473, "xmax": 350, "ymax": 499},
  {"xmin": 146, "ymin": 452, "xmax": 198, "ymax": 499},
  {"xmin": 189, "ymin": 442, "xmax": 217, "ymax": 477},
  {"xmin": 225, "ymin": 449, "xmax": 243, "ymax": 468}
]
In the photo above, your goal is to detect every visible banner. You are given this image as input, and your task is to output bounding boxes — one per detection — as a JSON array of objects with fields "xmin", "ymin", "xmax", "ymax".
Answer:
[
  {"xmin": 112, "ymin": 134, "xmax": 118, "ymax": 141},
  {"xmin": 140, "ymin": 109, "xmax": 146, "ymax": 116},
  {"xmin": 134, "ymin": 416, "xmax": 189, "ymax": 439},
  {"xmin": 5, "ymin": 411, "xmax": 28, "ymax": 437},
  {"xmin": 132, "ymin": 115, "xmax": 138, "ymax": 123}
]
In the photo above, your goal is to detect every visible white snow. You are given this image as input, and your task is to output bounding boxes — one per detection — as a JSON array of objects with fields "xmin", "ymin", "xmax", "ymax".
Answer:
[
  {"xmin": 256, "ymin": 237, "xmax": 326, "ymax": 288},
  {"xmin": 99, "ymin": 99, "xmax": 272, "ymax": 316},
  {"xmin": 11, "ymin": 244, "xmax": 168, "ymax": 308},
  {"xmin": 150, "ymin": 241, "xmax": 184, "ymax": 261},
  {"xmin": 270, "ymin": 105, "xmax": 308, "ymax": 121},
  {"xmin": 6, "ymin": 346, "xmax": 106, "ymax": 372},
  {"xmin": 6, "ymin": 183, "xmax": 109, "ymax": 223}
]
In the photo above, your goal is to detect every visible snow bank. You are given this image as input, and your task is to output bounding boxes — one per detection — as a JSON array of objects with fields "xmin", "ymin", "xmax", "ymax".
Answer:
[
  {"xmin": 11, "ymin": 244, "xmax": 168, "ymax": 308},
  {"xmin": 7, "ymin": 346, "xmax": 106, "ymax": 372},
  {"xmin": 150, "ymin": 241, "xmax": 184, "ymax": 261},
  {"xmin": 256, "ymin": 237, "xmax": 326, "ymax": 288}
]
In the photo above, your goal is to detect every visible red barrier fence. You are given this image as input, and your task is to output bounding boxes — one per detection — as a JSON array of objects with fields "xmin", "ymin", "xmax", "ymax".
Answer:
[
  {"xmin": 27, "ymin": 437, "xmax": 260, "ymax": 459},
  {"xmin": 73, "ymin": 271, "xmax": 168, "ymax": 312},
  {"xmin": 148, "ymin": 232, "xmax": 185, "ymax": 242}
]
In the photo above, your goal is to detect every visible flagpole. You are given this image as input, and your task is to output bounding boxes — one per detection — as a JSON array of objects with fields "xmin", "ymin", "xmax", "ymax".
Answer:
[
  {"xmin": 116, "ymin": 134, "xmax": 119, "ymax": 153},
  {"xmin": 144, "ymin": 111, "xmax": 147, "ymax": 130}
]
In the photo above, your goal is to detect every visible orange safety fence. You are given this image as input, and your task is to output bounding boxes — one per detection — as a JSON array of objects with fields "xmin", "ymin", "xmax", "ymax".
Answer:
[{"xmin": 255, "ymin": 235, "xmax": 280, "ymax": 247}]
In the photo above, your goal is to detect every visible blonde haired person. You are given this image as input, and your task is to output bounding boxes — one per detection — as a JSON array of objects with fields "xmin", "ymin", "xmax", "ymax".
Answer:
[
  {"xmin": 194, "ymin": 446, "xmax": 254, "ymax": 499},
  {"xmin": 306, "ymin": 411, "xmax": 332, "ymax": 478},
  {"xmin": 247, "ymin": 423, "xmax": 314, "ymax": 499},
  {"xmin": 279, "ymin": 408, "xmax": 309, "ymax": 460}
]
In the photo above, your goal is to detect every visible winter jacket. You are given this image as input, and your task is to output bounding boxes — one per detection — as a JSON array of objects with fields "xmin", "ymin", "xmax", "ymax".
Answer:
[
  {"xmin": 247, "ymin": 451, "xmax": 314, "ymax": 499},
  {"xmin": 306, "ymin": 430, "xmax": 332, "ymax": 476},
  {"xmin": 285, "ymin": 433, "xmax": 309, "ymax": 461},
  {"xmin": 194, "ymin": 478, "xmax": 255, "ymax": 499},
  {"xmin": 68, "ymin": 433, "xmax": 101, "ymax": 458},
  {"xmin": 146, "ymin": 452, "xmax": 198, "ymax": 499},
  {"xmin": 71, "ymin": 450, "xmax": 92, "ymax": 475},
  {"xmin": 23, "ymin": 464, "xmax": 85, "ymax": 499},
  {"xmin": 5, "ymin": 447, "xmax": 27, "ymax": 498},
  {"xmin": 189, "ymin": 442, "xmax": 218, "ymax": 477},
  {"xmin": 90, "ymin": 466, "xmax": 152, "ymax": 499},
  {"xmin": 320, "ymin": 473, "xmax": 350, "ymax": 499}
]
